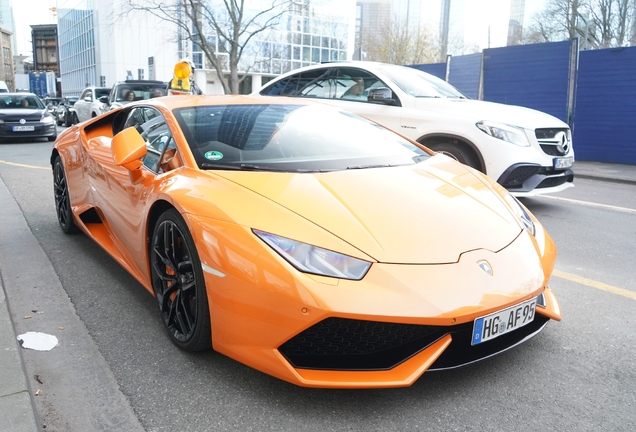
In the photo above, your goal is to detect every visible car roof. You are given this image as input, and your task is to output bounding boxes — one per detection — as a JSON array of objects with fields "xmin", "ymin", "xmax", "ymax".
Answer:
[
  {"xmin": 1, "ymin": 92, "xmax": 38, "ymax": 97},
  {"xmin": 134, "ymin": 94, "xmax": 321, "ymax": 111},
  {"xmin": 114, "ymin": 80, "xmax": 166, "ymax": 85}
]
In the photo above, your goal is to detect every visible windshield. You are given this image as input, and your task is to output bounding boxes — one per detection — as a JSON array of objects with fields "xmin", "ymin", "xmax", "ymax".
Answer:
[
  {"xmin": 377, "ymin": 64, "xmax": 467, "ymax": 99},
  {"xmin": 0, "ymin": 95, "xmax": 45, "ymax": 109},
  {"xmin": 174, "ymin": 104, "xmax": 429, "ymax": 173},
  {"xmin": 115, "ymin": 83, "xmax": 167, "ymax": 102},
  {"xmin": 95, "ymin": 88, "xmax": 110, "ymax": 98}
]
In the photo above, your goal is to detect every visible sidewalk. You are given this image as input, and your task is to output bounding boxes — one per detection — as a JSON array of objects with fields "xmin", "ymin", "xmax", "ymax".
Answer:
[
  {"xmin": 1, "ymin": 159, "xmax": 635, "ymax": 432},
  {"xmin": 573, "ymin": 160, "xmax": 636, "ymax": 185},
  {"xmin": 0, "ymin": 180, "xmax": 40, "ymax": 432}
]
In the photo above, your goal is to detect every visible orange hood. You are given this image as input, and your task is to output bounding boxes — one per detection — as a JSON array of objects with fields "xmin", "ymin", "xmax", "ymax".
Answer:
[{"xmin": 213, "ymin": 156, "xmax": 522, "ymax": 264}]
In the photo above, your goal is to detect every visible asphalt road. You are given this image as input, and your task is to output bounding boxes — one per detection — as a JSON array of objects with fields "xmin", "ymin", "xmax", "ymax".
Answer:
[{"xmin": 1, "ymin": 134, "xmax": 634, "ymax": 431}]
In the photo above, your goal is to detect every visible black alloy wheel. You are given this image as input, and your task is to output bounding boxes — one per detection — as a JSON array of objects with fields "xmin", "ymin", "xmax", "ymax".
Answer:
[
  {"xmin": 53, "ymin": 156, "xmax": 79, "ymax": 234},
  {"xmin": 150, "ymin": 209, "xmax": 211, "ymax": 351}
]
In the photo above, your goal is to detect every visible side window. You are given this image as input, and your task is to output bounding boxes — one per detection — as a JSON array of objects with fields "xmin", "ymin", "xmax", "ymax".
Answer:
[
  {"xmin": 81, "ymin": 89, "xmax": 91, "ymax": 101},
  {"xmin": 262, "ymin": 68, "xmax": 338, "ymax": 99},
  {"xmin": 336, "ymin": 68, "xmax": 385, "ymax": 102},
  {"xmin": 297, "ymin": 69, "xmax": 339, "ymax": 99},
  {"xmin": 261, "ymin": 77, "xmax": 299, "ymax": 96},
  {"xmin": 124, "ymin": 107, "xmax": 177, "ymax": 173},
  {"xmin": 268, "ymin": 68, "xmax": 386, "ymax": 102}
]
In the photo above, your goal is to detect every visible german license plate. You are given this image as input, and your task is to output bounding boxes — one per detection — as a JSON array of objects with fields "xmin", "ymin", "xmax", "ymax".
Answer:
[
  {"xmin": 12, "ymin": 125, "xmax": 35, "ymax": 132},
  {"xmin": 553, "ymin": 156, "xmax": 574, "ymax": 169},
  {"xmin": 472, "ymin": 298, "xmax": 536, "ymax": 345}
]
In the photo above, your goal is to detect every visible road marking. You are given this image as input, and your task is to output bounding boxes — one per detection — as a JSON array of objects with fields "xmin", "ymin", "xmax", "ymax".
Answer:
[
  {"xmin": 0, "ymin": 159, "xmax": 49, "ymax": 170},
  {"xmin": 553, "ymin": 269, "xmax": 636, "ymax": 301},
  {"xmin": 539, "ymin": 195, "xmax": 636, "ymax": 214}
]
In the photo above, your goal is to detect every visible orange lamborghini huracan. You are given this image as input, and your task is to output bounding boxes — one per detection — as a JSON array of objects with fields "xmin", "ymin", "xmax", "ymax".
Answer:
[{"xmin": 51, "ymin": 95, "xmax": 561, "ymax": 388}]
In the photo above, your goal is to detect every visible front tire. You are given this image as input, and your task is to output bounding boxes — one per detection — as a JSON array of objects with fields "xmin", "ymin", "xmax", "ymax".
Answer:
[
  {"xmin": 53, "ymin": 156, "xmax": 79, "ymax": 234},
  {"xmin": 428, "ymin": 142, "xmax": 481, "ymax": 171},
  {"xmin": 150, "ymin": 209, "xmax": 211, "ymax": 351}
]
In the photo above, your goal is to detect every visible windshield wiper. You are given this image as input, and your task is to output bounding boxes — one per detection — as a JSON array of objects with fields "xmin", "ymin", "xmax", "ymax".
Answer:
[
  {"xmin": 346, "ymin": 163, "xmax": 396, "ymax": 170},
  {"xmin": 201, "ymin": 162, "xmax": 263, "ymax": 170}
]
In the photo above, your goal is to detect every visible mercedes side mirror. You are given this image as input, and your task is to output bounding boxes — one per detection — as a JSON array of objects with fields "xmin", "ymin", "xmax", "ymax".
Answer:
[{"xmin": 367, "ymin": 87, "xmax": 396, "ymax": 105}]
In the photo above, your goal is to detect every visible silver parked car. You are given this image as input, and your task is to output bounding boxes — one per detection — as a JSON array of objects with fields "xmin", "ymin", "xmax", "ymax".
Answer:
[
  {"xmin": 0, "ymin": 93, "xmax": 58, "ymax": 142},
  {"xmin": 73, "ymin": 86, "xmax": 111, "ymax": 123}
]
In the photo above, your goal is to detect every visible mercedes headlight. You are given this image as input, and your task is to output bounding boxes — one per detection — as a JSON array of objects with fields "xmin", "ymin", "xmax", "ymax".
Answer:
[
  {"xmin": 504, "ymin": 194, "xmax": 535, "ymax": 236},
  {"xmin": 476, "ymin": 121, "xmax": 530, "ymax": 147},
  {"xmin": 254, "ymin": 230, "xmax": 371, "ymax": 280}
]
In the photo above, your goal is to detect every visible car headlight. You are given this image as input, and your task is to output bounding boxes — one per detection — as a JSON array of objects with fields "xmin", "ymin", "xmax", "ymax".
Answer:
[
  {"xmin": 476, "ymin": 121, "xmax": 530, "ymax": 147},
  {"xmin": 41, "ymin": 115, "xmax": 55, "ymax": 124},
  {"xmin": 504, "ymin": 194, "xmax": 535, "ymax": 236},
  {"xmin": 254, "ymin": 230, "xmax": 371, "ymax": 280}
]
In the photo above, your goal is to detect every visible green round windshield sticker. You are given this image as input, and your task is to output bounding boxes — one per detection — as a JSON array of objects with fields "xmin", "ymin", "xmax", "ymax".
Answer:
[{"xmin": 204, "ymin": 151, "xmax": 223, "ymax": 161}]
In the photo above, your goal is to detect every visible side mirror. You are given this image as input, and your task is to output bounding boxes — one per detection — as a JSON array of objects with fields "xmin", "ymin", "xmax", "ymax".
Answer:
[
  {"xmin": 98, "ymin": 95, "xmax": 109, "ymax": 104},
  {"xmin": 112, "ymin": 127, "xmax": 147, "ymax": 172},
  {"xmin": 367, "ymin": 87, "xmax": 396, "ymax": 105},
  {"xmin": 84, "ymin": 96, "xmax": 92, "ymax": 102}
]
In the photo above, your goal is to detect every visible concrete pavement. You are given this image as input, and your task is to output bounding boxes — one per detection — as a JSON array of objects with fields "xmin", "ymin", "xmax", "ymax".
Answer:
[
  {"xmin": 0, "ymin": 178, "xmax": 41, "ymax": 432},
  {"xmin": 1, "ymin": 159, "xmax": 635, "ymax": 431},
  {"xmin": 572, "ymin": 161, "xmax": 636, "ymax": 185}
]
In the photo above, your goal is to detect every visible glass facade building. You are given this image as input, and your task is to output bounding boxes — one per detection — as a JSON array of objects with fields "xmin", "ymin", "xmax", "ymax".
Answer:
[
  {"xmin": 56, "ymin": 0, "xmax": 354, "ymax": 96},
  {"xmin": 57, "ymin": 0, "xmax": 97, "ymax": 95},
  {"xmin": 189, "ymin": 0, "xmax": 355, "ymax": 77}
]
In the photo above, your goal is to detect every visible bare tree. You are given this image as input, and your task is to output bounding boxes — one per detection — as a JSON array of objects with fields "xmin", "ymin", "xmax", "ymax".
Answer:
[
  {"xmin": 125, "ymin": 0, "xmax": 291, "ymax": 94},
  {"xmin": 362, "ymin": 17, "xmax": 440, "ymax": 65},
  {"xmin": 524, "ymin": 0, "xmax": 586, "ymax": 43},
  {"xmin": 524, "ymin": 0, "xmax": 636, "ymax": 48},
  {"xmin": 586, "ymin": 0, "xmax": 633, "ymax": 46}
]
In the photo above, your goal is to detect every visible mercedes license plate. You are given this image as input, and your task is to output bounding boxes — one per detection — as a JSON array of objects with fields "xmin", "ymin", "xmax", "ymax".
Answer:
[
  {"xmin": 553, "ymin": 156, "xmax": 574, "ymax": 169},
  {"xmin": 13, "ymin": 125, "xmax": 35, "ymax": 132},
  {"xmin": 472, "ymin": 298, "xmax": 536, "ymax": 345}
]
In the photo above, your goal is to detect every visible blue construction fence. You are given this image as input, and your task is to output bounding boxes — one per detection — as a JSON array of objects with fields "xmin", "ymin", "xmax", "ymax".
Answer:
[{"xmin": 410, "ymin": 40, "xmax": 636, "ymax": 165}]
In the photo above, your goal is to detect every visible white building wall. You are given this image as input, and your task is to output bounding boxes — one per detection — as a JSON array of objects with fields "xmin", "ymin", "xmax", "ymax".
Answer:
[
  {"xmin": 94, "ymin": 0, "xmax": 179, "ymax": 86},
  {"xmin": 58, "ymin": 0, "xmax": 181, "ymax": 95}
]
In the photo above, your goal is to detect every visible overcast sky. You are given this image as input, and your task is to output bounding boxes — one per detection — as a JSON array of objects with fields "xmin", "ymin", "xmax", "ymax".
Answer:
[
  {"xmin": 12, "ymin": 0, "xmax": 57, "ymax": 57},
  {"xmin": 11, "ymin": 0, "xmax": 545, "ymax": 60}
]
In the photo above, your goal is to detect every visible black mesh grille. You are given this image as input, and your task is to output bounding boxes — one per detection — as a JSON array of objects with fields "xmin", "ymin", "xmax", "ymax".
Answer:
[
  {"xmin": 536, "ymin": 175, "xmax": 568, "ymax": 189},
  {"xmin": 535, "ymin": 128, "xmax": 569, "ymax": 139},
  {"xmin": 278, "ymin": 318, "xmax": 443, "ymax": 370},
  {"xmin": 501, "ymin": 166, "xmax": 541, "ymax": 187},
  {"xmin": 278, "ymin": 313, "xmax": 551, "ymax": 371},
  {"xmin": 540, "ymin": 145, "xmax": 565, "ymax": 156}
]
